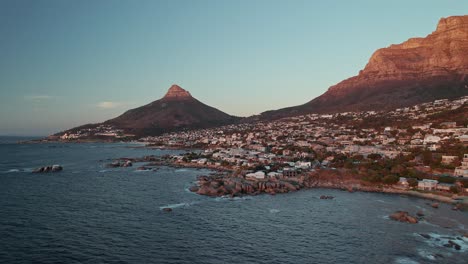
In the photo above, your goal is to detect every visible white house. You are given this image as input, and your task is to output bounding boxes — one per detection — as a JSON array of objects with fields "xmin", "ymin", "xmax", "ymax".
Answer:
[
  {"xmin": 454, "ymin": 154, "xmax": 468, "ymax": 177},
  {"xmin": 398, "ymin": 177, "xmax": 409, "ymax": 189},
  {"xmin": 417, "ymin": 179, "xmax": 438, "ymax": 191},
  {"xmin": 295, "ymin": 161, "xmax": 311, "ymax": 169},
  {"xmin": 423, "ymin": 135, "xmax": 441, "ymax": 144},
  {"xmin": 246, "ymin": 171, "xmax": 265, "ymax": 179}
]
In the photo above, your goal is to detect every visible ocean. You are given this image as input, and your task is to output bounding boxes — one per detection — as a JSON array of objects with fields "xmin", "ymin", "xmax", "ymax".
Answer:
[{"xmin": 0, "ymin": 137, "xmax": 467, "ymax": 263}]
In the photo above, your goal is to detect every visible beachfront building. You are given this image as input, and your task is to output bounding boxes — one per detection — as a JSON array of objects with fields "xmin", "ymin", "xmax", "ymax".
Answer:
[
  {"xmin": 417, "ymin": 179, "xmax": 438, "ymax": 191},
  {"xmin": 246, "ymin": 171, "xmax": 266, "ymax": 179},
  {"xmin": 454, "ymin": 154, "xmax": 468, "ymax": 177},
  {"xmin": 441, "ymin": 155, "xmax": 459, "ymax": 165},
  {"xmin": 398, "ymin": 177, "xmax": 409, "ymax": 189}
]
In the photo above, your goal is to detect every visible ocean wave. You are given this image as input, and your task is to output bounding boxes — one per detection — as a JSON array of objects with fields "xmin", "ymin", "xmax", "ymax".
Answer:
[
  {"xmin": 269, "ymin": 209, "xmax": 280, "ymax": 214},
  {"xmin": 175, "ymin": 169, "xmax": 189, "ymax": 172},
  {"xmin": 214, "ymin": 196, "xmax": 252, "ymax": 202},
  {"xmin": 133, "ymin": 169, "xmax": 151, "ymax": 173},
  {"xmin": 417, "ymin": 249, "xmax": 437, "ymax": 261},
  {"xmin": 2, "ymin": 168, "xmax": 31, "ymax": 173},
  {"xmin": 414, "ymin": 232, "xmax": 468, "ymax": 253},
  {"xmin": 375, "ymin": 199, "xmax": 387, "ymax": 204},
  {"xmin": 394, "ymin": 257, "xmax": 419, "ymax": 264}
]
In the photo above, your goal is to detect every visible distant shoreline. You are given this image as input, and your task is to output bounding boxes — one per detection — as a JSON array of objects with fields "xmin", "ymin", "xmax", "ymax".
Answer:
[{"xmin": 12, "ymin": 140, "xmax": 468, "ymax": 207}]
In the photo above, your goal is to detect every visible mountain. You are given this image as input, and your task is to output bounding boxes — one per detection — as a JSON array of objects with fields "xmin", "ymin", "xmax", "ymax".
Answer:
[
  {"xmin": 105, "ymin": 85, "xmax": 240, "ymax": 136},
  {"xmin": 60, "ymin": 85, "xmax": 240, "ymax": 138},
  {"xmin": 260, "ymin": 15, "xmax": 468, "ymax": 119}
]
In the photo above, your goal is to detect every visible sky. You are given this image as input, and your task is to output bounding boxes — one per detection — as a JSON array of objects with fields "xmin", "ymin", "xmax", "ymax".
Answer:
[{"xmin": 0, "ymin": 0, "xmax": 467, "ymax": 136}]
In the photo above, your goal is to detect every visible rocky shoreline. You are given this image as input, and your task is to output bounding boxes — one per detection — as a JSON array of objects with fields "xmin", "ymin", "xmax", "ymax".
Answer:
[
  {"xmin": 108, "ymin": 156, "xmax": 468, "ymax": 208},
  {"xmin": 188, "ymin": 168, "xmax": 468, "ymax": 208}
]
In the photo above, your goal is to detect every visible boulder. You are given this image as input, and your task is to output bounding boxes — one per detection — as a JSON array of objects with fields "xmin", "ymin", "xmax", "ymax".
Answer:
[
  {"xmin": 51, "ymin": 165, "xmax": 63, "ymax": 172},
  {"xmin": 389, "ymin": 211, "xmax": 419, "ymax": 224},
  {"xmin": 448, "ymin": 240, "xmax": 461, "ymax": 250},
  {"xmin": 431, "ymin": 202, "xmax": 439, "ymax": 209},
  {"xmin": 420, "ymin": 233, "xmax": 431, "ymax": 239},
  {"xmin": 188, "ymin": 186, "xmax": 199, "ymax": 192},
  {"xmin": 162, "ymin": 208, "xmax": 172, "ymax": 212},
  {"xmin": 32, "ymin": 165, "xmax": 63, "ymax": 173}
]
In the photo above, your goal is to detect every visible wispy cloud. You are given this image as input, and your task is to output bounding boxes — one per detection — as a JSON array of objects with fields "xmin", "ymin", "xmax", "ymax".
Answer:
[
  {"xmin": 96, "ymin": 101, "xmax": 129, "ymax": 109},
  {"xmin": 24, "ymin": 95, "xmax": 54, "ymax": 101}
]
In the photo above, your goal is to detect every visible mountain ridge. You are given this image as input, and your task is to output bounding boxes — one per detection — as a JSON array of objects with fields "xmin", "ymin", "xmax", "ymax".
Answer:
[{"xmin": 258, "ymin": 15, "xmax": 468, "ymax": 119}]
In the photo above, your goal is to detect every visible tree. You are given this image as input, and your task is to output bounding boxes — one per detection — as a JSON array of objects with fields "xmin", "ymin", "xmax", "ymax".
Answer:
[
  {"xmin": 368, "ymin": 153, "xmax": 382, "ymax": 160},
  {"xmin": 437, "ymin": 176, "xmax": 456, "ymax": 184},
  {"xmin": 450, "ymin": 186, "xmax": 459, "ymax": 194},
  {"xmin": 382, "ymin": 175, "xmax": 399, "ymax": 185},
  {"xmin": 407, "ymin": 178, "xmax": 418, "ymax": 188}
]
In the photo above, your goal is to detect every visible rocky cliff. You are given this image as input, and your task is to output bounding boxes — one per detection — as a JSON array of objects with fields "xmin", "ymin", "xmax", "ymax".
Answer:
[{"xmin": 260, "ymin": 15, "xmax": 468, "ymax": 119}]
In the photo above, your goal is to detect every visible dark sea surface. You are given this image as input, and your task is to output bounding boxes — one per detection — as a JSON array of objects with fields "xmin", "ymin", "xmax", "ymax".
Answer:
[{"xmin": 0, "ymin": 137, "xmax": 467, "ymax": 264}]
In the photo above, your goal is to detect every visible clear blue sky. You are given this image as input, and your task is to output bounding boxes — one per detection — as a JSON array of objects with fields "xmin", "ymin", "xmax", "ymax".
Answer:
[{"xmin": 0, "ymin": 0, "xmax": 466, "ymax": 136}]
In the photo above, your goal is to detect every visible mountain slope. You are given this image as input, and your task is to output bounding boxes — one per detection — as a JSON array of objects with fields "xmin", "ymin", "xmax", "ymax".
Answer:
[
  {"xmin": 260, "ymin": 15, "xmax": 468, "ymax": 119},
  {"xmin": 104, "ymin": 85, "xmax": 240, "ymax": 136},
  {"xmin": 58, "ymin": 85, "xmax": 240, "ymax": 138}
]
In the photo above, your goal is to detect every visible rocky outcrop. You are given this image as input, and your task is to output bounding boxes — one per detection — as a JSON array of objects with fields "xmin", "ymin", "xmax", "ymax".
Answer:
[
  {"xmin": 162, "ymin": 85, "xmax": 193, "ymax": 100},
  {"xmin": 260, "ymin": 15, "xmax": 468, "ymax": 119},
  {"xmin": 32, "ymin": 165, "xmax": 63, "ymax": 173},
  {"xmin": 107, "ymin": 160, "xmax": 132, "ymax": 168},
  {"xmin": 445, "ymin": 240, "xmax": 462, "ymax": 250},
  {"xmin": 193, "ymin": 174, "xmax": 308, "ymax": 197},
  {"xmin": 389, "ymin": 211, "xmax": 419, "ymax": 224}
]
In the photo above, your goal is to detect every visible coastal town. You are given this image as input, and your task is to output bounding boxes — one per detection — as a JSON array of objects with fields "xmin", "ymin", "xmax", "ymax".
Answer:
[
  {"xmin": 47, "ymin": 96, "xmax": 468, "ymax": 202},
  {"xmin": 86, "ymin": 96, "xmax": 467, "ymax": 203}
]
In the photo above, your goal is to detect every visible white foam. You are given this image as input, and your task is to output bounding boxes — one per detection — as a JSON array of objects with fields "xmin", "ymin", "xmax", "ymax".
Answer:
[
  {"xmin": 214, "ymin": 196, "xmax": 252, "ymax": 202},
  {"xmin": 134, "ymin": 169, "xmax": 151, "ymax": 173},
  {"xmin": 159, "ymin": 201, "xmax": 198, "ymax": 210},
  {"xmin": 175, "ymin": 169, "xmax": 189, "ymax": 172},
  {"xmin": 394, "ymin": 257, "xmax": 419, "ymax": 264},
  {"xmin": 414, "ymin": 232, "xmax": 468, "ymax": 253},
  {"xmin": 269, "ymin": 209, "xmax": 280, "ymax": 214},
  {"xmin": 417, "ymin": 249, "xmax": 436, "ymax": 260}
]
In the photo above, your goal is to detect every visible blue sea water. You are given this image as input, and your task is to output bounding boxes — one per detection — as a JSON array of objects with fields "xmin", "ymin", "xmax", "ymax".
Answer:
[{"xmin": 0, "ymin": 137, "xmax": 467, "ymax": 264}]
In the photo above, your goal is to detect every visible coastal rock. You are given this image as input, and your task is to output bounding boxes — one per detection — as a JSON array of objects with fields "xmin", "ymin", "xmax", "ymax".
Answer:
[
  {"xmin": 106, "ymin": 160, "xmax": 132, "ymax": 168},
  {"xmin": 162, "ymin": 208, "xmax": 172, "ymax": 212},
  {"xmin": 320, "ymin": 195, "xmax": 335, "ymax": 199},
  {"xmin": 420, "ymin": 233, "xmax": 431, "ymax": 239},
  {"xmin": 189, "ymin": 186, "xmax": 199, "ymax": 192},
  {"xmin": 32, "ymin": 165, "xmax": 63, "ymax": 173},
  {"xmin": 431, "ymin": 202, "xmax": 439, "ymax": 209},
  {"xmin": 447, "ymin": 240, "xmax": 462, "ymax": 250},
  {"xmin": 389, "ymin": 211, "xmax": 419, "ymax": 224}
]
